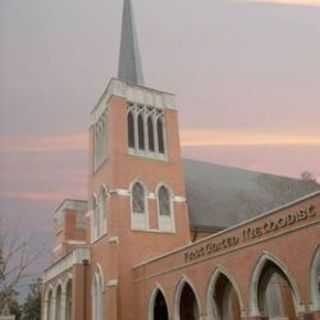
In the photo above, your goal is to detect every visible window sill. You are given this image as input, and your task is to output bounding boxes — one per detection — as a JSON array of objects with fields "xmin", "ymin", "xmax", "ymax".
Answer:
[
  {"xmin": 131, "ymin": 228, "xmax": 176, "ymax": 235},
  {"xmin": 128, "ymin": 148, "xmax": 167, "ymax": 162}
]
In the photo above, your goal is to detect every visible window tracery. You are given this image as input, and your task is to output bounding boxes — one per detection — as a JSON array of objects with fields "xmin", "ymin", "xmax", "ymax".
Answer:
[
  {"xmin": 94, "ymin": 111, "xmax": 108, "ymax": 171},
  {"xmin": 127, "ymin": 103, "xmax": 166, "ymax": 159}
]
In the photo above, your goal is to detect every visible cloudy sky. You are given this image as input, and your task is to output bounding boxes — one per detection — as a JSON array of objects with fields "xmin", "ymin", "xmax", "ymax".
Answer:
[{"xmin": 1, "ymin": 0, "xmax": 320, "ymax": 273}]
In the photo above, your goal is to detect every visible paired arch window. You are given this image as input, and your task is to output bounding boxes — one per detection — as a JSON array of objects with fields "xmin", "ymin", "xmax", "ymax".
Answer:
[
  {"xmin": 127, "ymin": 103, "xmax": 166, "ymax": 157},
  {"xmin": 92, "ymin": 188, "xmax": 108, "ymax": 242},
  {"xmin": 130, "ymin": 182, "xmax": 174, "ymax": 232},
  {"xmin": 94, "ymin": 111, "xmax": 108, "ymax": 171},
  {"xmin": 92, "ymin": 268, "xmax": 104, "ymax": 320}
]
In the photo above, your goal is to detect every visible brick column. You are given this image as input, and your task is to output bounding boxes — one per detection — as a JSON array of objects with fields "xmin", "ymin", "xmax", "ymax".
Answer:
[{"xmin": 72, "ymin": 263, "xmax": 86, "ymax": 320}]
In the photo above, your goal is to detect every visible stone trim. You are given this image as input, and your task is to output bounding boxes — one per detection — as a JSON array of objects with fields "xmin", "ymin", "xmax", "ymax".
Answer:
[
  {"xmin": 90, "ymin": 78, "xmax": 176, "ymax": 125},
  {"xmin": 106, "ymin": 280, "xmax": 119, "ymax": 288},
  {"xmin": 43, "ymin": 247, "xmax": 90, "ymax": 283},
  {"xmin": 133, "ymin": 191, "xmax": 320, "ymax": 269}
]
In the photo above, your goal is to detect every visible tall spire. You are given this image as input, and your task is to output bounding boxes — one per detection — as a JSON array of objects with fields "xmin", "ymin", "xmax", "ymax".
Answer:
[{"xmin": 118, "ymin": 0, "xmax": 144, "ymax": 86}]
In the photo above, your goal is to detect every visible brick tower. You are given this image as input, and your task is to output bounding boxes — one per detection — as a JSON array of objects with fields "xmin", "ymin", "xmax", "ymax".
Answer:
[{"xmin": 88, "ymin": 0, "xmax": 191, "ymax": 319}]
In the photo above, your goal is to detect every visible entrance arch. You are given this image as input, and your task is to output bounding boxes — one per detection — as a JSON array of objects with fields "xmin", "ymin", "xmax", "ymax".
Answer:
[
  {"xmin": 65, "ymin": 279, "xmax": 72, "ymax": 320},
  {"xmin": 149, "ymin": 288, "xmax": 169, "ymax": 320},
  {"xmin": 175, "ymin": 278, "xmax": 200, "ymax": 320},
  {"xmin": 310, "ymin": 246, "xmax": 320, "ymax": 311},
  {"xmin": 250, "ymin": 253, "xmax": 301, "ymax": 319},
  {"xmin": 207, "ymin": 268, "xmax": 242, "ymax": 320},
  {"xmin": 55, "ymin": 285, "xmax": 62, "ymax": 320}
]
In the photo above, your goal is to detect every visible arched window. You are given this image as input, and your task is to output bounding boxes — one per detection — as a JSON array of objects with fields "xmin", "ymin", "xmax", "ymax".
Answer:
[
  {"xmin": 157, "ymin": 118, "xmax": 165, "ymax": 154},
  {"xmin": 131, "ymin": 182, "xmax": 147, "ymax": 230},
  {"xmin": 92, "ymin": 196, "xmax": 99, "ymax": 241},
  {"xmin": 128, "ymin": 111, "xmax": 135, "ymax": 148},
  {"xmin": 159, "ymin": 186, "xmax": 170, "ymax": 216},
  {"xmin": 138, "ymin": 114, "xmax": 145, "ymax": 150},
  {"xmin": 92, "ymin": 269, "xmax": 103, "ymax": 320},
  {"xmin": 132, "ymin": 182, "xmax": 145, "ymax": 214},
  {"xmin": 158, "ymin": 186, "xmax": 173, "ymax": 232},
  {"xmin": 98, "ymin": 188, "xmax": 107, "ymax": 237},
  {"xmin": 147, "ymin": 116, "xmax": 155, "ymax": 152}
]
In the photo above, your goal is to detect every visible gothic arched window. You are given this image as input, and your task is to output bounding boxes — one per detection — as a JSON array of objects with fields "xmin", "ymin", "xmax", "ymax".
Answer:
[
  {"xmin": 138, "ymin": 114, "xmax": 145, "ymax": 150},
  {"xmin": 132, "ymin": 182, "xmax": 145, "ymax": 214},
  {"xmin": 131, "ymin": 182, "xmax": 147, "ymax": 229},
  {"xmin": 128, "ymin": 111, "xmax": 135, "ymax": 148},
  {"xmin": 158, "ymin": 186, "xmax": 170, "ymax": 216},
  {"xmin": 157, "ymin": 185, "xmax": 174, "ymax": 232},
  {"xmin": 157, "ymin": 118, "xmax": 165, "ymax": 154},
  {"xmin": 147, "ymin": 116, "xmax": 155, "ymax": 152},
  {"xmin": 98, "ymin": 188, "xmax": 107, "ymax": 237}
]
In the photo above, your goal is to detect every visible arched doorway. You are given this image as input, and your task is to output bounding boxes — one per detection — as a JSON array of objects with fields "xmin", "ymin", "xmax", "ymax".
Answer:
[
  {"xmin": 65, "ymin": 280, "xmax": 72, "ymax": 320},
  {"xmin": 310, "ymin": 246, "xmax": 320, "ymax": 311},
  {"xmin": 258, "ymin": 261, "xmax": 297, "ymax": 319},
  {"xmin": 47, "ymin": 290, "xmax": 53, "ymax": 320},
  {"xmin": 208, "ymin": 273, "xmax": 241, "ymax": 320},
  {"xmin": 177, "ymin": 281, "xmax": 200, "ymax": 320},
  {"xmin": 55, "ymin": 285, "xmax": 62, "ymax": 320},
  {"xmin": 151, "ymin": 289, "xmax": 169, "ymax": 320}
]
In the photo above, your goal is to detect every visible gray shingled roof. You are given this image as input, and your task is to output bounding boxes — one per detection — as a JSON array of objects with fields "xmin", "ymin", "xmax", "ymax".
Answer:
[{"xmin": 184, "ymin": 159, "xmax": 320, "ymax": 230}]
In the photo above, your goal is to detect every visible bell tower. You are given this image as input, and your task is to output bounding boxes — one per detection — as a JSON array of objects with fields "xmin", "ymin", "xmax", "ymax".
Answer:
[{"xmin": 88, "ymin": 1, "xmax": 191, "ymax": 319}]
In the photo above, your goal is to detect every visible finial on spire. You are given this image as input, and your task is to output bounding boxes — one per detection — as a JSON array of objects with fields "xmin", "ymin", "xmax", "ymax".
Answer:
[{"xmin": 118, "ymin": 0, "xmax": 144, "ymax": 86}]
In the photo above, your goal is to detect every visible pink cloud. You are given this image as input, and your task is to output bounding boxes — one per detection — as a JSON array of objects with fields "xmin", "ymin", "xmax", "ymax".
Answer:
[{"xmin": 0, "ymin": 133, "xmax": 88, "ymax": 153}]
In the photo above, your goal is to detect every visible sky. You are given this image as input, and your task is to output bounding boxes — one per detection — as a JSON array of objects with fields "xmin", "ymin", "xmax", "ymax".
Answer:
[{"xmin": 1, "ymin": 0, "xmax": 320, "ymax": 278}]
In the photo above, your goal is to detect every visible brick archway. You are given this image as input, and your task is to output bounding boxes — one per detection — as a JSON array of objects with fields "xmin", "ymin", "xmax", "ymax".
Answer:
[
  {"xmin": 310, "ymin": 245, "xmax": 320, "ymax": 312},
  {"xmin": 207, "ymin": 267, "xmax": 243, "ymax": 320},
  {"xmin": 175, "ymin": 277, "xmax": 201, "ymax": 320},
  {"xmin": 249, "ymin": 252, "xmax": 303, "ymax": 317}
]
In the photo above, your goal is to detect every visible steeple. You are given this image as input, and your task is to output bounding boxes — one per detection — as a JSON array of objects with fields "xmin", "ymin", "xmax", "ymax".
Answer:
[{"xmin": 118, "ymin": 0, "xmax": 144, "ymax": 86}]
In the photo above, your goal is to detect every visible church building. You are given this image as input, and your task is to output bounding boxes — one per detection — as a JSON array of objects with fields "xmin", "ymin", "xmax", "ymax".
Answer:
[{"xmin": 42, "ymin": 1, "xmax": 320, "ymax": 319}]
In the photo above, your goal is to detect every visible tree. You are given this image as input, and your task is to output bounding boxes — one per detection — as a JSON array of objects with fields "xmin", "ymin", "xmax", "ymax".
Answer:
[
  {"xmin": 21, "ymin": 278, "xmax": 42, "ymax": 320},
  {"xmin": 0, "ymin": 217, "xmax": 42, "ymax": 312},
  {"xmin": 301, "ymin": 170, "xmax": 317, "ymax": 183}
]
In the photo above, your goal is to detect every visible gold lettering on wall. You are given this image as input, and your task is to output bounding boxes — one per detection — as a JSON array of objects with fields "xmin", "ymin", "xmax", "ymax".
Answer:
[{"xmin": 184, "ymin": 205, "xmax": 317, "ymax": 264}]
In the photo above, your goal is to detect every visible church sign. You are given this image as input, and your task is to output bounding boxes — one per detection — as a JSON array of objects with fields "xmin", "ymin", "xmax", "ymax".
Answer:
[{"xmin": 184, "ymin": 205, "xmax": 317, "ymax": 263}]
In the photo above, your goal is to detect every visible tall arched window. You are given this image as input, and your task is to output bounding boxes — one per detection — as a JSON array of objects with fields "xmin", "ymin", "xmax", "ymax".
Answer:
[
  {"xmin": 157, "ymin": 118, "xmax": 165, "ymax": 154},
  {"xmin": 91, "ymin": 196, "xmax": 100, "ymax": 242},
  {"xmin": 128, "ymin": 111, "xmax": 135, "ymax": 148},
  {"xmin": 98, "ymin": 188, "xmax": 107, "ymax": 237},
  {"xmin": 92, "ymin": 269, "xmax": 103, "ymax": 320},
  {"xmin": 138, "ymin": 114, "xmax": 145, "ymax": 150},
  {"xmin": 131, "ymin": 182, "xmax": 147, "ymax": 229},
  {"xmin": 158, "ymin": 186, "xmax": 173, "ymax": 232},
  {"xmin": 147, "ymin": 116, "xmax": 155, "ymax": 152}
]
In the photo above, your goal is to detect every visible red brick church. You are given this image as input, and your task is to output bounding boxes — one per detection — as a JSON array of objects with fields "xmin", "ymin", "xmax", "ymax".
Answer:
[{"xmin": 42, "ymin": 1, "xmax": 320, "ymax": 319}]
